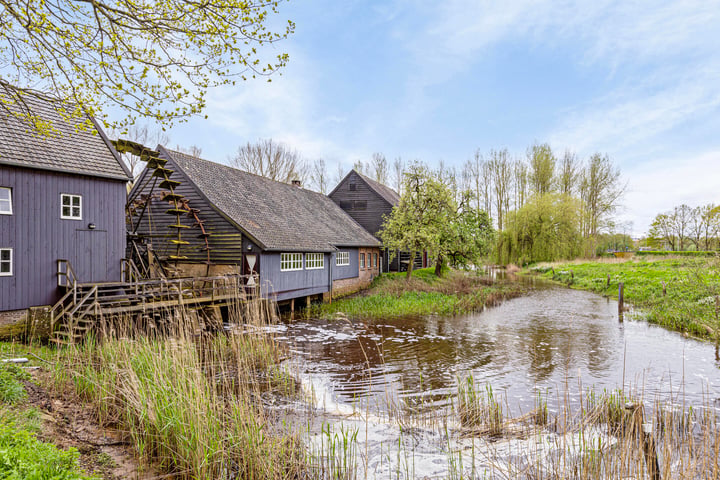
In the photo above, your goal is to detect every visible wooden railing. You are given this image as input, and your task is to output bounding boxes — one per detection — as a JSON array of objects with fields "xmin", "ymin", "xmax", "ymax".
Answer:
[{"xmin": 121, "ymin": 258, "xmax": 143, "ymax": 284}]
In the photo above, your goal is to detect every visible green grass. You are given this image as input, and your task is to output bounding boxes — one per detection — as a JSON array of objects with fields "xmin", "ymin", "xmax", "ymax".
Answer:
[
  {"xmin": 312, "ymin": 267, "xmax": 526, "ymax": 319},
  {"xmin": 0, "ymin": 419, "xmax": 97, "ymax": 480},
  {"xmin": 529, "ymin": 255, "xmax": 720, "ymax": 338},
  {"xmin": 0, "ymin": 351, "xmax": 95, "ymax": 480}
]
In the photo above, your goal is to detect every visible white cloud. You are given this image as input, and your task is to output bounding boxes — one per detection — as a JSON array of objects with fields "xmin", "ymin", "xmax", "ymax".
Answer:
[
  {"xmin": 549, "ymin": 63, "xmax": 720, "ymax": 156},
  {"xmin": 618, "ymin": 149, "xmax": 720, "ymax": 236}
]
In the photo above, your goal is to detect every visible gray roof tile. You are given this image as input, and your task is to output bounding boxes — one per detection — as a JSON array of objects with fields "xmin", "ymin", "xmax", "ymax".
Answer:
[
  {"xmin": 0, "ymin": 96, "xmax": 130, "ymax": 180},
  {"xmin": 161, "ymin": 148, "xmax": 380, "ymax": 252}
]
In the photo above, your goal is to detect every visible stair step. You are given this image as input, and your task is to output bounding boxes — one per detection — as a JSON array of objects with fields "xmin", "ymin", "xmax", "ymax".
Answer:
[{"xmin": 167, "ymin": 223, "xmax": 190, "ymax": 229}]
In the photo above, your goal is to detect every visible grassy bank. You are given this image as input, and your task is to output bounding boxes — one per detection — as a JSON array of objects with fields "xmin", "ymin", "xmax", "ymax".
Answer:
[
  {"xmin": 529, "ymin": 255, "xmax": 720, "ymax": 338},
  {"xmin": 0, "ymin": 355, "xmax": 96, "ymax": 480},
  {"xmin": 312, "ymin": 267, "xmax": 527, "ymax": 319}
]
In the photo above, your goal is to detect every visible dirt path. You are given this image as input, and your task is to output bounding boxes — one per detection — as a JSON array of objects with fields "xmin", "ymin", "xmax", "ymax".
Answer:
[{"xmin": 24, "ymin": 369, "xmax": 161, "ymax": 480}]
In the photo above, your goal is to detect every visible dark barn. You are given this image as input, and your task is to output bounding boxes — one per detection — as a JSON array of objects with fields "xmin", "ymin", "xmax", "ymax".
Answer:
[{"xmin": 329, "ymin": 169, "xmax": 426, "ymax": 272}]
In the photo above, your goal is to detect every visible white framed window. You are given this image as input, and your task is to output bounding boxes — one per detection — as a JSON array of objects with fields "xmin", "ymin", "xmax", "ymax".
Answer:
[
  {"xmin": 306, "ymin": 252, "xmax": 324, "ymax": 270},
  {"xmin": 0, "ymin": 248, "xmax": 12, "ymax": 276},
  {"xmin": 336, "ymin": 251, "xmax": 349, "ymax": 266},
  {"xmin": 280, "ymin": 253, "xmax": 303, "ymax": 271},
  {"xmin": 373, "ymin": 253, "xmax": 378, "ymax": 268},
  {"xmin": 0, "ymin": 188, "xmax": 11, "ymax": 215},
  {"xmin": 359, "ymin": 252, "xmax": 365, "ymax": 269},
  {"xmin": 61, "ymin": 194, "xmax": 82, "ymax": 220}
]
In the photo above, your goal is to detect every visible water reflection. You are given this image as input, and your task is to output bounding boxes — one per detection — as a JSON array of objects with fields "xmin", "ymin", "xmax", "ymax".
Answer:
[{"xmin": 276, "ymin": 286, "xmax": 720, "ymax": 413}]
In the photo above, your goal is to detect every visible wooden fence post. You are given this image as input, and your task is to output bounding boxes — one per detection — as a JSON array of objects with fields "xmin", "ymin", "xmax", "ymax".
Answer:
[
  {"xmin": 607, "ymin": 274, "xmax": 611, "ymax": 288},
  {"xmin": 618, "ymin": 282, "xmax": 624, "ymax": 321},
  {"xmin": 662, "ymin": 281, "xmax": 666, "ymax": 296}
]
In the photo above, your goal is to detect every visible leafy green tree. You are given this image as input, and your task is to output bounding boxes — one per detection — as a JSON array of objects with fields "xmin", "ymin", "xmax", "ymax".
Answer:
[
  {"xmin": 436, "ymin": 195, "xmax": 495, "ymax": 274},
  {"xmin": 499, "ymin": 193, "xmax": 583, "ymax": 264},
  {"xmin": 0, "ymin": 0, "xmax": 294, "ymax": 131},
  {"xmin": 380, "ymin": 163, "xmax": 494, "ymax": 278},
  {"xmin": 381, "ymin": 163, "xmax": 453, "ymax": 278}
]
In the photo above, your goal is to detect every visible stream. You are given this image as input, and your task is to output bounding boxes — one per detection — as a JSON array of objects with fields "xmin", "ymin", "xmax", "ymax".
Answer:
[{"xmin": 272, "ymin": 282, "xmax": 720, "ymax": 478}]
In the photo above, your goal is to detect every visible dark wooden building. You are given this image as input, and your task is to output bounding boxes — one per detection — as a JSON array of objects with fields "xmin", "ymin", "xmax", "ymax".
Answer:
[
  {"xmin": 329, "ymin": 169, "xmax": 425, "ymax": 272},
  {"xmin": 0, "ymin": 97, "xmax": 132, "ymax": 317},
  {"xmin": 128, "ymin": 148, "xmax": 381, "ymax": 302}
]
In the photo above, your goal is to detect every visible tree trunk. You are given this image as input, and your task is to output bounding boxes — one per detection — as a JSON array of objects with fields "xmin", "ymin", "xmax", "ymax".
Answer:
[
  {"xmin": 405, "ymin": 251, "xmax": 415, "ymax": 280},
  {"xmin": 435, "ymin": 254, "xmax": 444, "ymax": 277}
]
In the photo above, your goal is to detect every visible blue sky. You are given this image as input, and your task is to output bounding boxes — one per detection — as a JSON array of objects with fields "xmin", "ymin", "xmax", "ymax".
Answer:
[{"xmin": 165, "ymin": 0, "xmax": 720, "ymax": 236}]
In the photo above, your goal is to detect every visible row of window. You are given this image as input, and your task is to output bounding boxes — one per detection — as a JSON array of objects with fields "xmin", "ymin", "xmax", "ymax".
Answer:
[
  {"xmin": 359, "ymin": 252, "xmax": 378, "ymax": 269},
  {"xmin": 279, "ymin": 251, "xmax": 363, "ymax": 272},
  {"xmin": 280, "ymin": 252, "xmax": 326, "ymax": 271},
  {"xmin": 0, "ymin": 187, "xmax": 82, "ymax": 219}
]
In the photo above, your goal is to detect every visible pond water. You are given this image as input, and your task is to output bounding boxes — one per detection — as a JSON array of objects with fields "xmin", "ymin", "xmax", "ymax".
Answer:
[{"xmin": 276, "ymin": 283, "xmax": 720, "ymax": 415}]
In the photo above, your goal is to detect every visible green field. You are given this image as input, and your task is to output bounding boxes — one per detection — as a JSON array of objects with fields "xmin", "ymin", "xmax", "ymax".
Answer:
[{"xmin": 529, "ymin": 255, "xmax": 720, "ymax": 338}]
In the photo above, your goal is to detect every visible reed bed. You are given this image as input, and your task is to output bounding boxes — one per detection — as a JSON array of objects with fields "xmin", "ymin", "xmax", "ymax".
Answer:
[{"xmin": 52, "ymin": 295, "xmax": 306, "ymax": 479}]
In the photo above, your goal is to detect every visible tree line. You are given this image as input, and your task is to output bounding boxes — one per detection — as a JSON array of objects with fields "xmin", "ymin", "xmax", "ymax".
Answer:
[{"xmin": 649, "ymin": 204, "xmax": 720, "ymax": 251}]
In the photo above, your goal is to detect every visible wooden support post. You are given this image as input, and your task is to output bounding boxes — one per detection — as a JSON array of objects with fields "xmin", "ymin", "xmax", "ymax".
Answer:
[
  {"xmin": 624, "ymin": 403, "xmax": 660, "ymax": 480},
  {"xmin": 290, "ymin": 298, "xmax": 295, "ymax": 320},
  {"xmin": 306, "ymin": 295, "xmax": 311, "ymax": 309},
  {"xmin": 642, "ymin": 423, "xmax": 661, "ymax": 480},
  {"xmin": 618, "ymin": 282, "xmax": 624, "ymax": 321},
  {"xmin": 607, "ymin": 274, "xmax": 611, "ymax": 288}
]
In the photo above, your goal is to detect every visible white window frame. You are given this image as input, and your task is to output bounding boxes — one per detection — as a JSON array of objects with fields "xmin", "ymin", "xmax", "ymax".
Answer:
[
  {"xmin": 336, "ymin": 251, "xmax": 350, "ymax": 266},
  {"xmin": 0, "ymin": 248, "xmax": 12, "ymax": 276},
  {"xmin": 60, "ymin": 193, "xmax": 82, "ymax": 220},
  {"xmin": 0, "ymin": 187, "xmax": 12, "ymax": 215},
  {"xmin": 359, "ymin": 252, "xmax": 365, "ymax": 269},
  {"xmin": 306, "ymin": 252, "xmax": 324, "ymax": 270},
  {"xmin": 280, "ymin": 253, "xmax": 303, "ymax": 272}
]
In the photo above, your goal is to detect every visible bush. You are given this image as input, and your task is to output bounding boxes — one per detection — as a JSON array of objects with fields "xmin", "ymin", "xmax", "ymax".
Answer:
[
  {"xmin": 0, "ymin": 363, "xmax": 29, "ymax": 404},
  {"xmin": 0, "ymin": 421, "xmax": 96, "ymax": 479}
]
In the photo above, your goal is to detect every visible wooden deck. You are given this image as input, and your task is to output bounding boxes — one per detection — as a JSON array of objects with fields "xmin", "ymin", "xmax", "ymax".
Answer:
[{"xmin": 50, "ymin": 260, "xmax": 257, "ymax": 343}]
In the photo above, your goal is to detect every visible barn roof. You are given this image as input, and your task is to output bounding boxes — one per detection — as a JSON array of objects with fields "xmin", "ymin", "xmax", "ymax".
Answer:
[
  {"xmin": 160, "ymin": 147, "xmax": 381, "ymax": 252},
  {"xmin": 0, "ymin": 95, "xmax": 131, "ymax": 181},
  {"xmin": 330, "ymin": 169, "xmax": 401, "ymax": 206}
]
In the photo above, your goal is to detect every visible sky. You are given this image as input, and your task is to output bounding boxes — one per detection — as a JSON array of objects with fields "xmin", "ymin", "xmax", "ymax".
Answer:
[{"xmin": 164, "ymin": 0, "xmax": 720, "ymax": 237}]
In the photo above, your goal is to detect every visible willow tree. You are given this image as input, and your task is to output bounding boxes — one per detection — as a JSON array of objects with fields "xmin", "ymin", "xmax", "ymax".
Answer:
[
  {"xmin": 500, "ymin": 193, "xmax": 583, "ymax": 264},
  {"xmin": 0, "ymin": 0, "xmax": 294, "ymax": 131}
]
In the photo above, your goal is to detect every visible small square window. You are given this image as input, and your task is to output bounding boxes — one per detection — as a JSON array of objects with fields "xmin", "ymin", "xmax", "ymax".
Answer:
[
  {"xmin": 336, "ymin": 252, "xmax": 350, "ymax": 266},
  {"xmin": 306, "ymin": 252, "xmax": 324, "ymax": 270},
  {"xmin": 61, "ymin": 194, "xmax": 82, "ymax": 220},
  {"xmin": 0, "ymin": 248, "xmax": 12, "ymax": 276},
  {"xmin": 349, "ymin": 183, "xmax": 357, "ymax": 191},
  {"xmin": 0, "ymin": 188, "xmax": 12, "ymax": 215}
]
